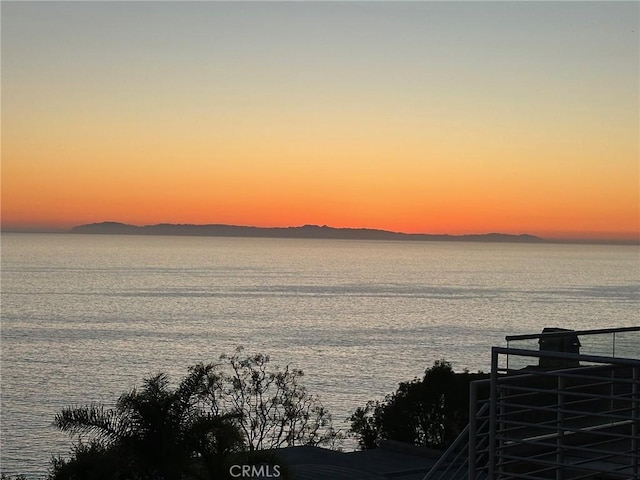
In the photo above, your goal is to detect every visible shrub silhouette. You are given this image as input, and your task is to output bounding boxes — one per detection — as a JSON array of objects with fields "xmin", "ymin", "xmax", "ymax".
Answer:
[{"xmin": 349, "ymin": 360, "xmax": 488, "ymax": 450}]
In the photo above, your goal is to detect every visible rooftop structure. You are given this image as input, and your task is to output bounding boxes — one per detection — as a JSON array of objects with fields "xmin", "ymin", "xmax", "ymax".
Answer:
[
  {"xmin": 272, "ymin": 440, "xmax": 440, "ymax": 480},
  {"xmin": 424, "ymin": 326, "xmax": 640, "ymax": 480}
]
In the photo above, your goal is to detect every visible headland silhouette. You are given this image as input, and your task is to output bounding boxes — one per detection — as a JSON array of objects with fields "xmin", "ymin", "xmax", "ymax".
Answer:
[{"xmin": 70, "ymin": 222, "xmax": 544, "ymax": 243}]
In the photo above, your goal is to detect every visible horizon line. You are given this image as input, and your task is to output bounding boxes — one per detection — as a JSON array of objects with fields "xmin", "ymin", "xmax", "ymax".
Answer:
[{"xmin": 2, "ymin": 221, "xmax": 638, "ymax": 246}]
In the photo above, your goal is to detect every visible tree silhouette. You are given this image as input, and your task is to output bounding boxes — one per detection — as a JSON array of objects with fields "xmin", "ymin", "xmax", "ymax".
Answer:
[
  {"xmin": 51, "ymin": 371, "xmax": 244, "ymax": 480},
  {"xmin": 50, "ymin": 350, "xmax": 333, "ymax": 479},
  {"xmin": 196, "ymin": 348, "xmax": 340, "ymax": 451},
  {"xmin": 349, "ymin": 360, "xmax": 489, "ymax": 450}
]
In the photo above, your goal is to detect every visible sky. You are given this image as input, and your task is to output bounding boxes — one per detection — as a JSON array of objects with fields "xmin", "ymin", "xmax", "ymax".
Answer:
[{"xmin": 2, "ymin": 1, "xmax": 638, "ymax": 241}]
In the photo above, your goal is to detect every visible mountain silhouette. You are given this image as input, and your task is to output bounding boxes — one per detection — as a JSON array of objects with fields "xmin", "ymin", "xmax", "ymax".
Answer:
[{"xmin": 70, "ymin": 222, "xmax": 544, "ymax": 243}]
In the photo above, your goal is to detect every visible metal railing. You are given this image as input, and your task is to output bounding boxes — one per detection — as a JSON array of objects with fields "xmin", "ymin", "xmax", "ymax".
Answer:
[
  {"xmin": 505, "ymin": 327, "xmax": 640, "ymax": 366},
  {"xmin": 423, "ymin": 327, "xmax": 640, "ymax": 480},
  {"xmin": 423, "ymin": 381, "xmax": 491, "ymax": 480},
  {"xmin": 486, "ymin": 347, "xmax": 640, "ymax": 480}
]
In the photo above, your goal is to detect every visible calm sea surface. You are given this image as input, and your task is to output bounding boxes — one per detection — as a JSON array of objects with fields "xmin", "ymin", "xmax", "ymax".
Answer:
[{"xmin": 1, "ymin": 233, "xmax": 639, "ymax": 476}]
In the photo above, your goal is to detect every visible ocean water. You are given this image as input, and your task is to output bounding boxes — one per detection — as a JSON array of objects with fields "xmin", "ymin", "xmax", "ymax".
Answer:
[{"xmin": 1, "ymin": 233, "xmax": 639, "ymax": 476}]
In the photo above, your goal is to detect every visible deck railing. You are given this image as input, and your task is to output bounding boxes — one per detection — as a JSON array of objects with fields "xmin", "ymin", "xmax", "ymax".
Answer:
[
  {"xmin": 487, "ymin": 347, "xmax": 640, "ymax": 480},
  {"xmin": 424, "ymin": 327, "xmax": 640, "ymax": 480}
]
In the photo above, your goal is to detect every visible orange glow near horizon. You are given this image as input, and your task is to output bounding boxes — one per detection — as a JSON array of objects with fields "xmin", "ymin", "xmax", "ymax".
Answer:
[
  {"xmin": 2, "ymin": 113, "xmax": 639, "ymax": 241},
  {"xmin": 2, "ymin": 2, "xmax": 638, "ymax": 243},
  {"xmin": 3, "ymin": 144, "xmax": 637, "ymax": 242}
]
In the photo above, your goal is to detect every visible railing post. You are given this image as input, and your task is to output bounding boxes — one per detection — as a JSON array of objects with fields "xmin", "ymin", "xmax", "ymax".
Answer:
[
  {"xmin": 556, "ymin": 375, "xmax": 565, "ymax": 480},
  {"xmin": 506, "ymin": 341, "xmax": 510, "ymax": 371},
  {"xmin": 469, "ymin": 382, "xmax": 477, "ymax": 480},
  {"xmin": 633, "ymin": 366, "xmax": 639, "ymax": 477},
  {"xmin": 488, "ymin": 347, "xmax": 508, "ymax": 480},
  {"xmin": 610, "ymin": 364, "xmax": 616, "ymax": 427},
  {"xmin": 489, "ymin": 348, "xmax": 499, "ymax": 479},
  {"xmin": 612, "ymin": 331, "xmax": 616, "ymax": 357}
]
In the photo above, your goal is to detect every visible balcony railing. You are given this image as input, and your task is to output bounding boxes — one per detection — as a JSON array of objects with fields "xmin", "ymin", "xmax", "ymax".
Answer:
[{"xmin": 424, "ymin": 327, "xmax": 640, "ymax": 480}]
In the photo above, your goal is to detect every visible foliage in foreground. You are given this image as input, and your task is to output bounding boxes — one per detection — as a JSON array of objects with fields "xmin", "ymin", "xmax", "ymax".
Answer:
[
  {"xmin": 349, "ymin": 359, "xmax": 489, "ymax": 450},
  {"xmin": 49, "ymin": 348, "xmax": 338, "ymax": 479},
  {"xmin": 210, "ymin": 349, "xmax": 341, "ymax": 451}
]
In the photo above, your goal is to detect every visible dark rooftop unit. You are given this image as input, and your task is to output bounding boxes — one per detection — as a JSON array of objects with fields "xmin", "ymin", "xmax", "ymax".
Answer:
[{"xmin": 538, "ymin": 327, "xmax": 581, "ymax": 368}]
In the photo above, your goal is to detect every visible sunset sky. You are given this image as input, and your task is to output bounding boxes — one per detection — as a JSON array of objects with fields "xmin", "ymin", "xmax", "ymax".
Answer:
[{"xmin": 2, "ymin": 1, "xmax": 638, "ymax": 241}]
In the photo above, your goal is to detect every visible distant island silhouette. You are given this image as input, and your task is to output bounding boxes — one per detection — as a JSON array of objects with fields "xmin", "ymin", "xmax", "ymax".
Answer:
[{"xmin": 70, "ymin": 222, "xmax": 545, "ymax": 243}]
